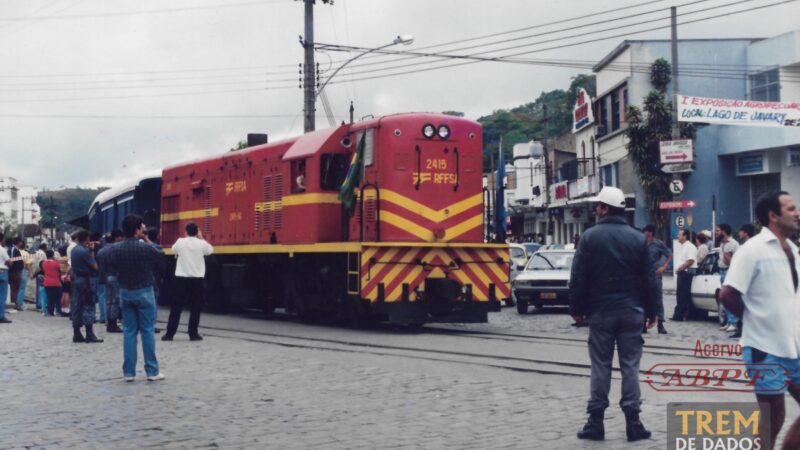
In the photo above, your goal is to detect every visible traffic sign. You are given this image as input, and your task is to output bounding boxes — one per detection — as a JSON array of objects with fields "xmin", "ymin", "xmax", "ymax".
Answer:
[
  {"xmin": 661, "ymin": 163, "xmax": 694, "ymax": 173},
  {"xmin": 669, "ymin": 180, "xmax": 684, "ymax": 195},
  {"xmin": 659, "ymin": 200, "xmax": 696, "ymax": 210},
  {"xmin": 675, "ymin": 215, "xmax": 686, "ymax": 229},
  {"xmin": 660, "ymin": 139, "xmax": 694, "ymax": 164}
]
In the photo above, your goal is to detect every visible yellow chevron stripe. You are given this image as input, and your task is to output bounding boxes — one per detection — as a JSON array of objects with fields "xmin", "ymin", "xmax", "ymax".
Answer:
[
  {"xmin": 449, "ymin": 265, "xmax": 488, "ymax": 301},
  {"xmin": 161, "ymin": 208, "xmax": 219, "ymax": 222},
  {"xmin": 380, "ymin": 190, "xmax": 482, "ymax": 223},
  {"xmin": 453, "ymin": 248, "xmax": 493, "ymax": 288},
  {"xmin": 444, "ymin": 214, "xmax": 483, "ymax": 240},
  {"xmin": 475, "ymin": 248, "xmax": 509, "ymax": 283},
  {"xmin": 360, "ymin": 247, "xmax": 401, "ymax": 288},
  {"xmin": 365, "ymin": 248, "xmax": 420, "ymax": 300},
  {"xmin": 385, "ymin": 266, "xmax": 424, "ymax": 302},
  {"xmin": 381, "ymin": 211, "xmax": 434, "ymax": 241}
]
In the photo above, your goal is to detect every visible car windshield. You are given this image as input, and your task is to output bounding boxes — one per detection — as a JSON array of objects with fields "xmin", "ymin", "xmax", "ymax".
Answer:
[
  {"xmin": 522, "ymin": 243, "xmax": 541, "ymax": 254},
  {"xmin": 526, "ymin": 252, "xmax": 574, "ymax": 270},
  {"xmin": 510, "ymin": 247, "xmax": 526, "ymax": 259}
]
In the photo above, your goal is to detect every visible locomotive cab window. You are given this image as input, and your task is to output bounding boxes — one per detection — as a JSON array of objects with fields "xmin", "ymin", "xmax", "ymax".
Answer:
[
  {"xmin": 320, "ymin": 153, "xmax": 349, "ymax": 191},
  {"xmin": 354, "ymin": 129, "xmax": 375, "ymax": 166},
  {"xmin": 292, "ymin": 159, "xmax": 307, "ymax": 193}
]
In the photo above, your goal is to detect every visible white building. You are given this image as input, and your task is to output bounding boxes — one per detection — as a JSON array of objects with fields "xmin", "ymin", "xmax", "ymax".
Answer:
[{"xmin": 0, "ymin": 177, "xmax": 40, "ymax": 234}]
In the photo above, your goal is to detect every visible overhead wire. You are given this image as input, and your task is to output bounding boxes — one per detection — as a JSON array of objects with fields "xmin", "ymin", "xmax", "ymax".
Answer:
[
  {"xmin": 315, "ymin": 0, "xmax": 800, "ymax": 87},
  {"xmin": 317, "ymin": 0, "xmax": 766, "ymax": 78},
  {"xmin": 0, "ymin": 0, "xmax": 295, "ymax": 22}
]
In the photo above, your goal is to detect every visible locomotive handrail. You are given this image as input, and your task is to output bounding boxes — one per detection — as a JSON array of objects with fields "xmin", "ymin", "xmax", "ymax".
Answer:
[
  {"xmin": 453, "ymin": 147, "xmax": 460, "ymax": 192},
  {"xmin": 414, "ymin": 145, "xmax": 421, "ymax": 191},
  {"xmin": 359, "ymin": 182, "xmax": 381, "ymax": 242},
  {"xmin": 482, "ymin": 187, "xmax": 490, "ymax": 243}
]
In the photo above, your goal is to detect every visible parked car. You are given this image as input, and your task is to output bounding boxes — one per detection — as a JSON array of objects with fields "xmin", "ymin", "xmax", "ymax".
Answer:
[
  {"xmin": 522, "ymin": 242, "xmax": 542, "ymax": 257},
  {"xmin": 512, "ymin": 249, "xmax": 575, "ymax": 314},
  {"xmin": 509, "ymin": 243, "xmax": 528, "ymax": 282},
  {"xmin": 690, "ymin": 249, "xmax": 724, "ymax": 323}
]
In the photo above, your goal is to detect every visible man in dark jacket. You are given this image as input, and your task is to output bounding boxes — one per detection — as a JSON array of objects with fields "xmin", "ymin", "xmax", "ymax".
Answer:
[{"xmin": 569, "ymin": 186, "xmax": 657, "ymax": 442}]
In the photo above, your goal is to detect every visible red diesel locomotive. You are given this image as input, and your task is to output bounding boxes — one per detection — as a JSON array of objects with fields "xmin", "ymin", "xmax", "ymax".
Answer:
[{"xmin": 159, "ymin": 112, "xmax": 509, "ymax": 324}]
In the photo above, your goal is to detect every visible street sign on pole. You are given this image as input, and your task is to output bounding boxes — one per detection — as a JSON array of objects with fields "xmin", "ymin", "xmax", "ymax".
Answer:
[
  {"xmin": 661, "ymin": 163, "xmax": 694, "ymax": 174},
  {"xmin": 674, "ymin": 215, "xmax": 686, "ymax": 229},
  {"xmin": 659, "ymin": 200, "xmax": 696, "ymax": 210},
  {"xmin": 669, "ymin": 179, "xmax": 684, "ymax": 195},
  {"xmin": 660, "ymin": 139, "xmax": 693, "ymax": 164}
]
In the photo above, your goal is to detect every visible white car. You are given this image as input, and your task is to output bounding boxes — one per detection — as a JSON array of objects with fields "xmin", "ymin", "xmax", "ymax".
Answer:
[
  {"xmin": 512, "ymin": 250, "xmax": 575, "ymax": 314},
  {"xmin": 508, "ymin": 243, "xmax": 528, "ymax": 283},
  {"xmin": 690, "ymin": 249, "xmax": 724, "ymax": 323}
]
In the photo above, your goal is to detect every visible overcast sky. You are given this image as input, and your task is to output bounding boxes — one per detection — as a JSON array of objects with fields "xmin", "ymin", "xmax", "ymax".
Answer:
[{"xmin": 1, "ymin": 0, "xmax": 798, "ymax": 190}]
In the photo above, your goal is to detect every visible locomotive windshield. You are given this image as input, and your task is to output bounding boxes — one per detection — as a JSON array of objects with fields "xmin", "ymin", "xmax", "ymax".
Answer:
[{"xmin": 320, "ymin": 153, "xmax": 350, "ymax": 191}]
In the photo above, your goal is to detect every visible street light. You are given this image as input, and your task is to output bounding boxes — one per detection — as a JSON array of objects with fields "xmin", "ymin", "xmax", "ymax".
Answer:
[{"xmin": 315, "ymin": 34, "xmax": 414, "ymax": 100}]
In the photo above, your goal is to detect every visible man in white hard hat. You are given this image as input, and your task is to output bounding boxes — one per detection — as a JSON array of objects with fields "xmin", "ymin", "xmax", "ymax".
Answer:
[{"xmin": 569, "ymin": 186, "xmax": 657, "ymax": 442}]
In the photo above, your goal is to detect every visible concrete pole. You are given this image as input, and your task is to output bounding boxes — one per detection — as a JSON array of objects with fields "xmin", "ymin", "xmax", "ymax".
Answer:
[
  {"xmin": 303, "ymin": 0, "xmax": 316, "ymax": 133},
  {"xmin": 670, "ymin": 6, "xmax": 680, "ymax": 139}
]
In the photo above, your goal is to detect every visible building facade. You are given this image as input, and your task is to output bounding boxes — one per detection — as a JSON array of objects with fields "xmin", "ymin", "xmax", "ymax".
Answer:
[
  {"xmin": 0, "ymin": 176, "xmax": 40, "ymax": 236},
  {"xmin": 592, "ymin": 31, "xmax": 800, "ymax": 234}
]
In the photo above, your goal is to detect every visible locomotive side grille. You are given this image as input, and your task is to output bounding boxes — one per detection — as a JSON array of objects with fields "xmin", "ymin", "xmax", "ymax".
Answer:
[
  {"xmin": 261, "ymin": 175, "xmax": 271, "ymax": 230},
  {"xmin": 273, "ymin": 174, "xmax": 283, "ymax": 229},
  {"xmin": 204, "ymin": 186, "xmax": 212, "ymax": 235},
  {"xmin": 364, "ymin": 198, "xmax": 376, "ymax": 222}
]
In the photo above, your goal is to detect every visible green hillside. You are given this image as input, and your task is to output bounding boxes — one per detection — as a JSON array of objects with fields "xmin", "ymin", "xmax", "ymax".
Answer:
[{"xmin": 37, "ymin": 187, "xmax": 108, "ymax": 231}]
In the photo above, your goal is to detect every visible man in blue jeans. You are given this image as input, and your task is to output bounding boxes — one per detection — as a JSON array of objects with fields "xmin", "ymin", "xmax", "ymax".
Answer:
[
  {"xmin": 107, "ymin": 215, "xmax": 165, "ymax": 382},
  {"xmin": 0, "ymin": 232, "xmax": 10, "ymax": 324}
]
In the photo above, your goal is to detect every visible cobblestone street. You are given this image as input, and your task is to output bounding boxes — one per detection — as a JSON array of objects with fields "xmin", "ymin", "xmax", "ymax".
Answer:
[{"xmin": 1, "ymin": 290, "xmax": 796, "ymax": 449}]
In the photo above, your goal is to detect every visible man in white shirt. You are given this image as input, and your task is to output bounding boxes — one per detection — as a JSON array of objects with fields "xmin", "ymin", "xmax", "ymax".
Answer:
[
  {"xmin": 0, "ymin": 233, "xmax": 10, "ymax": 323},
  {"xmin": 718, "ymin": 223, "xmax": 742, "ymax": 335},
  {"xmin": 670, "ymin": 229, "xmax": 697, "ymax": 321},
  {"xmin": 162, "ymin": 222, "xmax": 214, "ymax": 342},
  {"xmin": 720, "ymin": 191, "xmax": 800, "ymax": 450}
]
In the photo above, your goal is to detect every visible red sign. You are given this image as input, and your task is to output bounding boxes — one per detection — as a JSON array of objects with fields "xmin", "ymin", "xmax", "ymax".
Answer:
[
  {"xmin": 553, "ymin": 182, "xmax": 568, "ymax": 200},
  {"xmin": 659, "ymin": 200, "xmax": 696, "ymax": 209}
]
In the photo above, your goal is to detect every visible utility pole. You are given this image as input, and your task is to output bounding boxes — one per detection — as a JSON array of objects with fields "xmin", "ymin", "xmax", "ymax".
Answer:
[
  {"xmin": 670, "ymin": 6, "xmax": 680, "ymax": 139},
  {"xmin": 302, "ymin": 0, "xmax": 316, "ymax": 133},
  {"xmin": 542, "ymin": 104, "xmax": 553, "ymax": 241}
]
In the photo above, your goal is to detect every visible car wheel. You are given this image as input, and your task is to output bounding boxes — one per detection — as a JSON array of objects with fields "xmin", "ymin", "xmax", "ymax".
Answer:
[
  {"xmin": 505, "ymin": 296, "xmax": 515, "ymax": 307},
  {"xmin": 516, "ymin": 298, "xmax": 528, "ymax": 314}
]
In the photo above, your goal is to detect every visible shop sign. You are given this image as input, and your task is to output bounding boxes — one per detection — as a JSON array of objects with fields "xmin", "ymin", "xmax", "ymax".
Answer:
[
  {"xmin": 565, "ymin": 205, "xmax": 590, "ymax": 224},
  {"xmin": 553, "ymin": 181, "xmax": 569, "ymax": 200},
  {"xmin": 572, "ymin": 88, "xmax": 595, "ymax": 133},
  {"xmin": 737, "ymin": 154, "xmax": 764, "ymax": 175}
]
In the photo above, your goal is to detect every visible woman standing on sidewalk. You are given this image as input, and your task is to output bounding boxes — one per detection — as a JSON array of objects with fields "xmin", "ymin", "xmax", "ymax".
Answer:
[{"xmin": 41, "ymin": 250, "xmax": 62, "ymax": 316}]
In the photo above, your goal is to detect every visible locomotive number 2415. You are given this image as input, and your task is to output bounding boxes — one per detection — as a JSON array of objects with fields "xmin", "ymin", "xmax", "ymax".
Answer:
[{"xmin": 426, "ymin": 159, "xmax": 447, "ymax": 170}]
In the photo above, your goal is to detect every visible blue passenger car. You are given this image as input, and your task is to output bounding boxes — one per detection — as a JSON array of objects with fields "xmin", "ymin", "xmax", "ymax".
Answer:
[{"xmin": 88, "ymin": 172, "xmax": 162, "ymax": 234}]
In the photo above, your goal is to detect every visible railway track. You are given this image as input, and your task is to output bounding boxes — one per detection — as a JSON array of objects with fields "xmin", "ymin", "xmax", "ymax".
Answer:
[{"xmin": 158, "ymin": 314, "xmax": 747, "ymax": 388}]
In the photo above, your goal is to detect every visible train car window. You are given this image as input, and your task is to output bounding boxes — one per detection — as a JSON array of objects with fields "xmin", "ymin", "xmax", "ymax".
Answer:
[
  {"xmin": 320, "ymin": 154, "xmax": 349, "ymax": 191},
  {"xmin": 291, "ymin": 160, "xmax": 307, "ymax": 193},
  {"xmin": 355, "ymin": 129, "xmax": 375, "ymax": 166}
]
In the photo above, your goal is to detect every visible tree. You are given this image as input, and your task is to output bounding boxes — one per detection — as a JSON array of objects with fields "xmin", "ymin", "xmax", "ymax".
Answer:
[
  {"xmin": 625, "ymin": 58, "xmax": 695, "ymax": 233},
  {"xmin": 229, "ymin": 140, "xmax": 248, "ymax": 152}
]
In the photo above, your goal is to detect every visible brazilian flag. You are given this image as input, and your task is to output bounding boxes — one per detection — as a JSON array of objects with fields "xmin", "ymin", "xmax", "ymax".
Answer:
[{"xmin": 338, "ymin": 132, "xmax": 366, "ymax": 216}]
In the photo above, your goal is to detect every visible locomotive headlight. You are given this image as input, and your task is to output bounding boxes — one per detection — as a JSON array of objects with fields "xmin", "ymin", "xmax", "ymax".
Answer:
[
  {"xmin": 437, "ymin": 125, "xmax": 450, "ymax": 140},
  {"xmin": 422, "ymin": 123, "xmax": 436, "ymax": 139}
]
